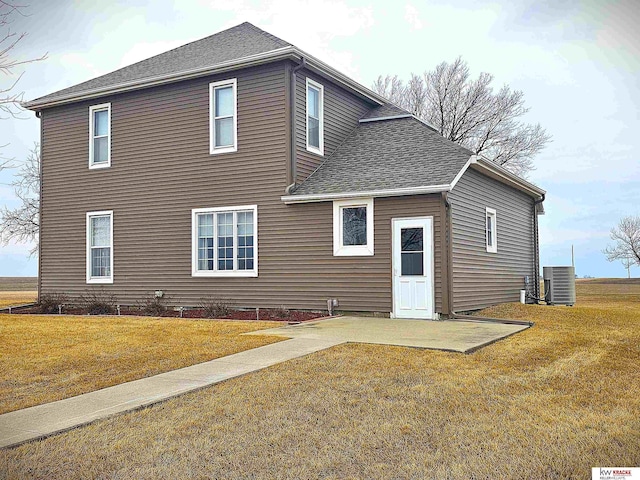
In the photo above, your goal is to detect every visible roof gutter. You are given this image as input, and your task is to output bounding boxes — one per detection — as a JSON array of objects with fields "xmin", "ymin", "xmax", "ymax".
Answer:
[
  {"xmin": 23, "ymin": 46, "xmax": 386, "ymax": 111},
  {"xmin": 281, "ymin": 184, "xmax": 451, "ymax": 204}
]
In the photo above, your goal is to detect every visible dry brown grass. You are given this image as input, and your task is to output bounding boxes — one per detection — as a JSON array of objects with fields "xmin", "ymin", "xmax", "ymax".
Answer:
[
  {"xmin": 0, "ymin": 291, "xmax": 37, "ymax": 309},
  {"xmin": 2, "ymin": 280, "xmax": 639, "ymax": 479},
  {"xmin": 0, "ymin": 315, "xmax": 281, "ymax": 414}
]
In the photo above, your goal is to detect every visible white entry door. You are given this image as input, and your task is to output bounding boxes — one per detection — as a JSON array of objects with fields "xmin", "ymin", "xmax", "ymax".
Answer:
[{"xmin": 392, "ymin": 217, "xmax": 434, "ymax": 319}]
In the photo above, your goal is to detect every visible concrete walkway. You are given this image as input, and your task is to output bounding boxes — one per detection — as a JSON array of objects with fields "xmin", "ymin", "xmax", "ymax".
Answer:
[
  {"xmin": 248, "ymin": 316, "xmax": 528, "ymax": 353},
  {"xmin": 0, "ymin": 337, "xmax": 341, "ymax": 449},
  {"xmin": 0, "ymin": 316, "xmax": 527, "ymax": 449}
]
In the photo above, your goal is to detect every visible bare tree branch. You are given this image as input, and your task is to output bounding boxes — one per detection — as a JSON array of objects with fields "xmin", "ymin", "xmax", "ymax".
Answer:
[
  {"xmin": 372, "ymin": 57, "xmax": 551, "ymax": 177},
  {"xmin": 0, "ymin": 142, "xmax": 39, "ymax": 256},
  {"xmin": 0, "ymin": 1, "xmax": 48, "ymax": 122}
]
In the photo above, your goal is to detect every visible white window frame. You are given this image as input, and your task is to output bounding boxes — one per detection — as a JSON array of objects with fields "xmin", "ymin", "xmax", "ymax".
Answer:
[
  {"xmin": 209, "ymin": 78, "xmax": 238, "ymax": 155},
  {"xmin": 191, "ymin": 204, "xmax": 258, "ymax": 277},
  {"xmin": 306, "ymin": 78, "xmax": 324, "ymax": 156},
  {"xmin": 88, "ymin": 103, "xmax": 111, "ymax": 169},
  {"xmin": 86, "ymin": 210, "xmax": 114, "ymax": 284},
  {"xmin": 486, "ymin": 207, "xmax": 497, "ymax": 253},
  {"xmin": 333, "ymin": 198, "xmax": 374, "ymax": 256}
]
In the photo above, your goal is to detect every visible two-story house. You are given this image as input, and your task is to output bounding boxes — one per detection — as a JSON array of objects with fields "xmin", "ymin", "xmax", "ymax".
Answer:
[{"xmin": 24, "ymin": 22, "xmax": 545, "ymax": 319}]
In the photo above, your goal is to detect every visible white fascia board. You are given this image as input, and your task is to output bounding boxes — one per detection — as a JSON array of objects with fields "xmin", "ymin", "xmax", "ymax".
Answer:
[
  {"xmin": 359, "ymin": 114, "xmax": 412, "ymax": 123},
  {"xmin": 449, "ymin": 155, "xmax": 474, "ymax": 190},
  {"xmin": 281, "ymin": 184, "xmax": 451, "ymax": 204},
  {"xmin": 471, "ymin": 156, "xmax": 546, "ymax": 198},
  {"xmin": 23, "ymin": 47, "xmax": 297, "ymax": 110},
  {"xmin": 449, "ymin": 154, "xmax": 546, "ymax": 199},
  {"xmin": 24, "ymin": 46, "xmax": 387, "ymax": 110}
]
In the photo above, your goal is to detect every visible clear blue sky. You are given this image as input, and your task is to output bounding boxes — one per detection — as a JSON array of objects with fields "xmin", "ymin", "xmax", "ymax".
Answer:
[{"xmin": 1, "ymin": 0, "xmax": 639, "ymax": 277}]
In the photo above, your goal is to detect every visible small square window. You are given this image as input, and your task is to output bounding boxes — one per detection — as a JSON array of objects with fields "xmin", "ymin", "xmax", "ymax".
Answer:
[
  {"xmin": 333, "ymin": 198, "xmax": 374, "ymax": 256},
  {"xmin": 486, "ymin": 207, "xmax": 497, "ymax": 253}
]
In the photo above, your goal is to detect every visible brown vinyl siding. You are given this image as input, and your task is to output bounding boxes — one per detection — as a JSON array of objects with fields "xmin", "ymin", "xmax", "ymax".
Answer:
[
  {"xmin": 448, "ymin": 168, "xmax": 535, "ymax": 311},
  {"xmin": 294, "ymin": 67, "xmax": 373, "ymax": 184},
  {"xmin": 40, "ymin": 61, "xmax": 441, "ymax": 314}
]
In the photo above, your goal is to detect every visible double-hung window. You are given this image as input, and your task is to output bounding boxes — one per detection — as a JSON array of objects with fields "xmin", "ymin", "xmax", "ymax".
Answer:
[
  {"xmin": 192, "ymin": 205, "xmax": 257, "ymax": 277},
  {"xmin": 306, "ymin": 78, "xmax": 324, "ymax": 155},
  {"xmin": 333, "ymin": 198, "xmax": 374, "ymax": 256},
  {"xmin": 86, "ymin": 211, "xmax": 113, "ymax": 283},
  {"xmin": 89, "ymin": 103, "xmax": 111, "ymax": 169},
  {"xmin": 210, "ymin": 78, "xmax": 237, "ymax": 154},
  {"xmin": 486, "ymin": 207, "xmax": 497, "ymax": 253}
]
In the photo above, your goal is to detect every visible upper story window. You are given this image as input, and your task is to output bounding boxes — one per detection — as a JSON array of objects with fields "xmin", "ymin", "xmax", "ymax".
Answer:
[
  {"xmin": 333, "ymin": 198, "xmax": 374, "ymax": 256},
  {"xmin": 486, "ymin": 207, "xmax": 497, "ymax": 253},
  {"xmin": 192, "ymin": 205, "xmax": 257, "ymax": 277},
  {"xmin": 89, "ymin": 103, "xmax": 111, "ymax": 169},
  {"xmin": 306, "ymin": 78, "xmax": 324, "ymax": 155},
  {"xmin": 209, "ymin": 78, "xmax": 237, "ymax": 154},
  {"xmin": 86, "ymin": 210, "xmax": 113, "ymax": 284}
]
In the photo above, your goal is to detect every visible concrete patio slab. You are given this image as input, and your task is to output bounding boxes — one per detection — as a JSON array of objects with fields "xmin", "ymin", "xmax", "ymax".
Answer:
[
  {"xmin": 0, "ymin": 316, "xmax": 527, "ymax": 450},
  {"xmin": 0, "ymin": 337, "xmax": 342, "ymax": 449},
  {"xmin": 247, "ymin": 316, "xmax": 529, "ymax": 353}
]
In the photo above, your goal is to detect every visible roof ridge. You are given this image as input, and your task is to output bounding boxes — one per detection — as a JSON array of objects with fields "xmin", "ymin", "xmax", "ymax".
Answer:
[{"xmin": 243, "ymin": 22, "xmax": 293, "ymax": 48}]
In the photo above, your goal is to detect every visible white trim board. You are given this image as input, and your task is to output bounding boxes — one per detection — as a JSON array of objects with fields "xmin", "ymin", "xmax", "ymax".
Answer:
[
  {"xmin": 282, "ymin": 185, "xmax": 451, "ymax": 204},
  {"xmin": 282, "ymin": 155, "xmax": 545, "ymax": 205},
  {"xmin": 23, "ymin": 46, "xmax": 387, "ymax": 110}
]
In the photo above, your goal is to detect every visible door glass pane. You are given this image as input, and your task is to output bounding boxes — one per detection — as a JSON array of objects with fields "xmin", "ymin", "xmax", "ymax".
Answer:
[
  {"xmin": 215, "ymin": 86, "xmax": 233, "ymax": 117},
  {"xmin": 94, "ymin": 110, "xmax": 108, "ymax": 136},
  {"xmin": 215, "ymin": 117, "xmax": 234, "ymax": 147},
  {"xmin": 401, "ymin": 228, "xmax": 423, "ymax": 251},
  {"xmin": 401, "ymin": 252, "xmax": 423, "ymax": 276},
  {"xmin": 400, "ymin": 227, "xmax": 423, "ymax": 275},
  {"xmin": 93, "ymin": 137, "xmax": 108, "ymax": 164},
  {"xmin": 343, "ymin": 207, "xmax": 367, "ymax": 246}
]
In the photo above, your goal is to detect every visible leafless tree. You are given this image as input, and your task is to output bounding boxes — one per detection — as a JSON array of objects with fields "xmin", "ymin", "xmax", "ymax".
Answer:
[
  {"xmin": 371, "ymin": 74, "xmax": 405, "ymax": 107},
  {"xmin": 603, "ymin": 216, "xmax": 640, "ymax": 270},
  {"xmin": 1, "ymin": 1, "xmax": 46, "ymax": 119},
  {"xmin": 620, "ymin": 256, "xmax": 634, "ymax": 279},
  {"xmin": 372, "ymin": 57, "xmax": 551, "ymax": 177},
  {"xmin": 0, "ymin": 142, "xmax": 39, "ymax": 255}
]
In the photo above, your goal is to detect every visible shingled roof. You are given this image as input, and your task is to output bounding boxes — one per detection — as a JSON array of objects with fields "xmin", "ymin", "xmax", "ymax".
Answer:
[
  {"xmin": 26, "ymin": 23, "xmax": 292, "ymax": 106},
  {"xmin": 290, "ymin": 117, "xmax": 473, "ymax": 197}
]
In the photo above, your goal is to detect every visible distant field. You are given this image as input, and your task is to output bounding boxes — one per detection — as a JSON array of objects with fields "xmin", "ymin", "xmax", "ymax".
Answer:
[
  {"xmin": 0, "ymin": 277, "xmax": 37, "ymax": 291},
  {"xmin": 577, "ymin": 277, "xmax": 640, "ymax": 285}
]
